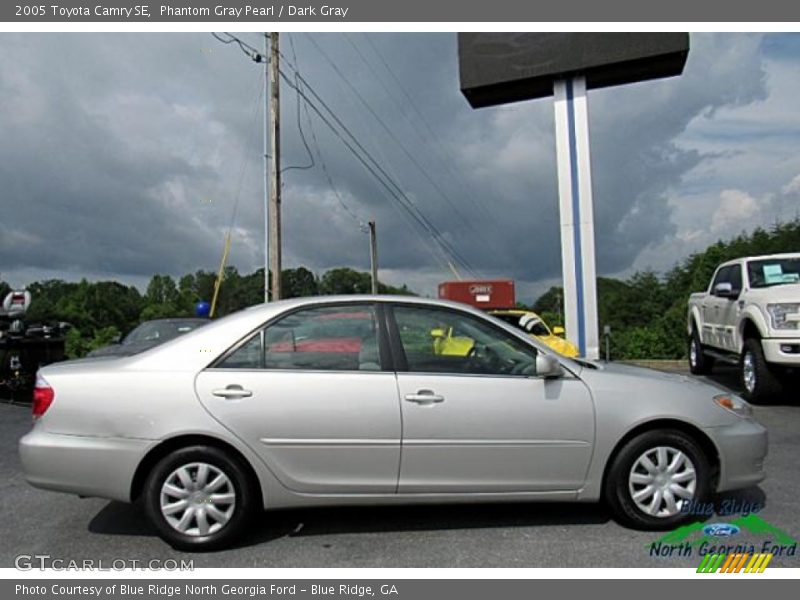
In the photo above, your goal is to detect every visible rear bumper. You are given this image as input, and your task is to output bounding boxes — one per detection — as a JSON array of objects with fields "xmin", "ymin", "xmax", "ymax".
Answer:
[
  {"xmin": 708, "ymin": 419, "xmax": 768, "ymax": 493},
  {"xmin": 19, "ymin": 427, "xmax": 153, "ymax": 502},
  {"xmin": 761, "ymin": 338, "xmax": 800, "ymax": 366}
]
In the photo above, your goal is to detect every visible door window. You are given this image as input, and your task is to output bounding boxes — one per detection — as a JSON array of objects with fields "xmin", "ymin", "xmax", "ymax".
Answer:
[
  {"xmin": 728, "ymin": 264, "xmax": 743, "ymax": 292},
  {"xmin": 217, "ymin": 331, "xmax": 263, "ymax": 369},
  {"xmin": 711, "ymin": 266, "xmax": 732, "ymax": 290},
  {"xmin": 217, "ymin": 304, "xmax": 382, "ymax": 371},
  {"xmin": 392, "ymin": 305, "xmax": 538, "ymax": 376}
]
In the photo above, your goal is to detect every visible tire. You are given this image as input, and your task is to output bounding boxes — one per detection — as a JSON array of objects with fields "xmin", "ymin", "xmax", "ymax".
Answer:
[
  {"xmin": 604, "ymin": 430, "xmax": 711, "ymax": 530},
  {"xmin": 740, "ymin": 338, "xmax": 782, "ymax": 404},
  {"xmin": 143, "ymin": 445, "xmax": 256, "ymax": 551},
  {"xmin": 688, "ymin": 329, "xmax": 714, "ymax": 375}
]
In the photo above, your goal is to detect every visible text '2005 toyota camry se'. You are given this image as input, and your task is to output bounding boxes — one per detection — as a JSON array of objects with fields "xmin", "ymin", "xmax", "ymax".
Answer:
[{"xmin": 20, "ymin": 296, "xmax": 767, "ymax": 551}]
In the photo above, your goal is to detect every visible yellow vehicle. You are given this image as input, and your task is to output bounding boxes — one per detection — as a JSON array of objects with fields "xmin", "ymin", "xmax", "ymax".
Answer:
[
  {"xmin": 488, "ymin": 309, "xmax": 580, "ymax": 357},
  {"xmin": 430, "ymin": 327, "xmax": 476, "ymax": 356}
]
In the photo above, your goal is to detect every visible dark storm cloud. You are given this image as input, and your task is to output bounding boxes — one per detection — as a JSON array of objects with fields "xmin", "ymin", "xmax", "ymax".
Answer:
[{"xmin": 0, "ymin": 33, "xmax": 770, "ymax": 294}]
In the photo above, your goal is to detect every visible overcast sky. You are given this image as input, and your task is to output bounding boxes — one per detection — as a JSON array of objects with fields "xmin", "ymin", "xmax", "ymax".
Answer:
[{"xmin": 1, "ymin": 33, "xmax": 799, "ymax": 303}]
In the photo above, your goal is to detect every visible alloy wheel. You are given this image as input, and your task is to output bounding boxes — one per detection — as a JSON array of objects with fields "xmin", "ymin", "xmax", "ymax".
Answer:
[
  {"xmin": 159, "ymin": 462, "xmax": 236, "ymax": 536},
  {"xmin": 742, "ymin": 351, "xmax": 757, "ymax": 394},
  {"xmin": 628, "ymin": 446, "xmax": 697, "ymax": 517}
]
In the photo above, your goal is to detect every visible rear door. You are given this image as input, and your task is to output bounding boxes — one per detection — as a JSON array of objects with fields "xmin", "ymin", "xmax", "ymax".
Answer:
[
  {"xmin": 195, "ymin": 303, "xmax": 402, "ymax": 494},
  {"xmin": 389, "ymin": 304, "xmax": 595, "ymax": 493}
]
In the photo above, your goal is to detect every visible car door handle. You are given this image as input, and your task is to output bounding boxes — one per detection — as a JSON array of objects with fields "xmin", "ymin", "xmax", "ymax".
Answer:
[
  {"xmin": 212, "ymin": 385, "xmax": 253, "ymax": 399},
  {"xmin": 404, "ymin": 390, "xmax": 445, "ymax": 404}
]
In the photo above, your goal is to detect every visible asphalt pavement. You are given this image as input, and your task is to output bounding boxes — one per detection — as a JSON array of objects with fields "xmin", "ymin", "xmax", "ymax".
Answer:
[{"xmin": 1, "ymin": 364, "xmax": 797, "ymax": 569}]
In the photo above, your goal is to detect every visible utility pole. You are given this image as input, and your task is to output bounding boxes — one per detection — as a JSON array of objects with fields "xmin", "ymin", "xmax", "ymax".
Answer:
[
  {"xmin": 368, "ymin": 220, "xmax": 379, "ymax": 294},
  {"xmin": 268, "ymin": 32, "xmax": 282, "ymax": 301},
  {"xmin": 262, "ymin": 33, "xmax": 270, "ymax": 302}
]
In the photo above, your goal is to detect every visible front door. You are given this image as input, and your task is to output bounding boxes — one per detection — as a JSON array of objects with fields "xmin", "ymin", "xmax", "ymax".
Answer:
[{"xmin": 389, "ymin": 304, "xmax": 595, "ymax": 493}]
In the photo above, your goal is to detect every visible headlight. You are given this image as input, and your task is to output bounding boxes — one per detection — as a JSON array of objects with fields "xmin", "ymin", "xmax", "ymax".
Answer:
[
  {"xmin": 767, "ymin": 303, "xmax": 800, "ymax": 330},
  {"xmin": 714, "ymin": 394, "xmax": 753, "ymax": 418}
]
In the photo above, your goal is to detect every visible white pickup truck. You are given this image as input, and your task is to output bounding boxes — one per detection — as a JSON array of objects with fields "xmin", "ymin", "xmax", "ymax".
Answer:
[{"xmin": 687, "ymin": 253, "xmax": 800, "ymax": 402}]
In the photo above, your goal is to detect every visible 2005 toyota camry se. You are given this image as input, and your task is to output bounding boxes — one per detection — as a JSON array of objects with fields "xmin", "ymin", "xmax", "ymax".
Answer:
[{"xmin": 20, "ymin": 296, "xmax": 767, "ymax": 550}]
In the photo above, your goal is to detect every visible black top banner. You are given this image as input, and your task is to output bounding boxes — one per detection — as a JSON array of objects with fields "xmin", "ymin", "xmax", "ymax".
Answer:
[{"xmin": 4, "ymin": 0, "xmax": 800, "ymax": 22}]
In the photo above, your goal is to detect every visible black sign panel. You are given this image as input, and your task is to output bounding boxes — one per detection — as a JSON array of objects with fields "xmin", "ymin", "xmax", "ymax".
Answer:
[{"xmin": 459, "ymin": 33, "xmax": 690, "ymax": 108}]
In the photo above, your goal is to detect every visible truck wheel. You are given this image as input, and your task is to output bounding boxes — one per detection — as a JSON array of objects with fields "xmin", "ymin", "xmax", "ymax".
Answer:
[
  {"xmin": 688, "ymin": 330, "xmax": 714, "ymax": 375},
  {"xmin": 740, "ymin": 338, "xmax": 782, "ymax": 404}
]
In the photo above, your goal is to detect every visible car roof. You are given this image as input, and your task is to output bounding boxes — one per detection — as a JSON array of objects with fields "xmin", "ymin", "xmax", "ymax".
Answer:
[
  {"xmin": 139, "ymin": 317, "xmax": 208, "ymax": 324},
  {"xmin": 720, "ymin": 253, "xmax": 800, "ymax": 267}
]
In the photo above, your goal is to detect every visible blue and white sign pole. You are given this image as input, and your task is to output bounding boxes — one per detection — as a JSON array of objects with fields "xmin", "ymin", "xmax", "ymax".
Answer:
[{"xmin": 553, "ymin": 76, "xmax": 599, "ymax": 360}]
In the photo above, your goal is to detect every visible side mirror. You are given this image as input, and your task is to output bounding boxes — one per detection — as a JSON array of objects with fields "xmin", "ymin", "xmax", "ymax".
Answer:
[
  {"xmin": 111, "ymin": 334, "xmax": 122, "ymax": 344},
  {"xmin": 536, "ymin": 354, "xmax": 562, "ymax": 378},
  {"xmin": 430, "ymin": 328, "xmax": 446, "ymax": 339},
  {"xmin": 713, "ymin": 282, "xmax": 737, "ymax": 298},
  {"xmin": 552, "ymin": 326, "xmax": 565, "ymax": 336}
]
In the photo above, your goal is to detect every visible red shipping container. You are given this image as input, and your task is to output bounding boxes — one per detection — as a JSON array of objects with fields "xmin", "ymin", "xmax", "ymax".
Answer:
[{"xmin": 438, "ymin": 280, "xmax": 516, "ymax": 309}]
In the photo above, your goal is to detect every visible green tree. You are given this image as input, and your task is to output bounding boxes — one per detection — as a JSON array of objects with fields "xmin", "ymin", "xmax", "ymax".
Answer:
[
  {"xmin": 64, "ymin": 328, "xmax": 91, "ymax": 359},
  {"xmin": 141, "ymin": 274, "xmax": 182, "ymax": 320},
  {"xmin": 281, "ymin": 267, "xmax": 318, "ymax": 298},
  {"xmin": 319, "ymin": 268, "xmax": 373, "ymax": 295}
]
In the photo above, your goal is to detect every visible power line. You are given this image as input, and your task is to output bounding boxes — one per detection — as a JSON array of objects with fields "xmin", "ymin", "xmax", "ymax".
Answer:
[
  {"xmin": 304, "ymin": 34, "xmax": 490, "ymax": 266},
  {"xmin": 280, "ymin": 34, "xmax": 315, "ymax": 175},
  {"xmin": 210, "ymin": 33, "xmax": 316, "ymax": 176},
  {"xmin": 275, "ymin": 48, "xmax": 478, "ymax": 275},
  {"xmin": 228, "ymin": 69, "xmax": 266, "ymax": 232},
  {"xmin": 279, "ymin": 68, "xmax": 478, "ymax": 277},
  {"xmin": 290, "ymin": 34, "xmax": 364, "ymax": 227},
  {"xmin": 361, "ymin": 34, "xmax": 498, "ymax": 226},
  {"xmin": 212, "ymin": 32, "xmax": 479, "ymax": 277}
]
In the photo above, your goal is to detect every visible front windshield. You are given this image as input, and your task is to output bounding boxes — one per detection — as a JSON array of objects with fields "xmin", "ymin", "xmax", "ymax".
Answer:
[{"xmin": 747, "ymin": 258, "xmax": 800, "ymax": 288}]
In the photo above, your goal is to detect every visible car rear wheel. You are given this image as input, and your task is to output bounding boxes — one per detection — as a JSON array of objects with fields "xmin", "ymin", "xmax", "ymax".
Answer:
[
  {"xmin": 143, "ymin": 445, "xmax": 256, "ymax": 551},
  {"xmin": 740, "ymin": 338, "xmax": 782, "ymax": 404},
  {"xmin": 605, "ymin": 430, "xmax": 710, "ymax": 530},
  {"xmin": 688, "ymin": 329, "xmax": 714, "ymax": 375}
]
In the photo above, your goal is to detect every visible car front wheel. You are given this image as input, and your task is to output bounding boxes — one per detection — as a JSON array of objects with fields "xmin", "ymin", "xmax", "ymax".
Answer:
[
  {"xmin": 143, "ymin": 445, "xmax": 256, "ymax": 551},
  {"xmin": 605, "ymin": 430, "xmax": 710, "ymax": 530}
]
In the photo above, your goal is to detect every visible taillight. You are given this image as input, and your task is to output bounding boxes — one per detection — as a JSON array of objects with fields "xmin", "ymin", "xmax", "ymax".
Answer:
[{"xmin": 32, "ymin": 374, "xmax": 54, "ymax": 419}]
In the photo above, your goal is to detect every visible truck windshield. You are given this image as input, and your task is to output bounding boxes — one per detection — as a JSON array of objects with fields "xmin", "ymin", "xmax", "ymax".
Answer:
[{"xmin": 747, "ymin": 258, "xmax": 800, "ymax": 288}]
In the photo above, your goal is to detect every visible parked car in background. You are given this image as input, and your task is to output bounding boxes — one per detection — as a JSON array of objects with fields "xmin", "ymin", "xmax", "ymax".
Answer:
[
  {"xmin": 21, "ymin": 296, "xmax": 766, "ymax": 551},
  {"xmin": 489, "ymin": 309, "xmax": 580, "ymax": 357},
  {"xmin": 687, "ymin": 253, "xmax": 800, "ymax": 402},
  {"xmin": 87, "ymin": 318, "xmax": 208, "ymax": 358}
]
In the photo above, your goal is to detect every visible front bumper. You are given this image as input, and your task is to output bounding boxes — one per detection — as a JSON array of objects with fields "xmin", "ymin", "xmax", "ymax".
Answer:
[
  {"xmin": 761, "ymin": 337, "xmax": 800, "ymax": 365},
  {"xmin": 708, "ymin": 418, "xmax": 768, "ymax": 492},
  {"xmin": 19, "ymin": 427, "xmax": 153, "ymax": 502}
]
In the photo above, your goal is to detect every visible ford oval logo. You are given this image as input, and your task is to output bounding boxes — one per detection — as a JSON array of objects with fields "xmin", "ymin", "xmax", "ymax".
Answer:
[{"xmin": 703, "ymin": 523, "xmax": 740, "ymax": 537}]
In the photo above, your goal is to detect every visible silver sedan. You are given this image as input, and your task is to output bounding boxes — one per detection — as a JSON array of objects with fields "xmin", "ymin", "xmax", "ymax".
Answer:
[{"xmin": 19, "ymin": 296, "xmax": 767, "ymax": 551}]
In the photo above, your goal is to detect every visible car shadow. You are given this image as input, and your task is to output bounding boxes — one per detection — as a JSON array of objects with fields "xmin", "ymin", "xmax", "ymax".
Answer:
[
  {"xmin": 88, "ymin": 501, "xmax": 157, "ymax": 536},
  {"xmin": 701, "ymin": 365, "xmax": 798, "ymax": 405},
  {"xmin": 88, "ymin": 487, "xmax": 767, "ymax": 551},
  {"xmin": 248, "ymin": 501, "xmax": 613, "ymax": 542},
  {"xmin": 89, "ymin": 499, "xmax": 613, "ymax": 549},
  {"xmin": 711, "ymin": 486, "xmax": 767, "ymax": 515}
]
